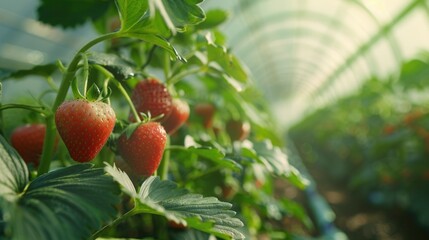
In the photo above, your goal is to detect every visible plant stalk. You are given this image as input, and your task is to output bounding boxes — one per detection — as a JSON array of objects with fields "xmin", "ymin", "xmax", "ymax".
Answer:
[
  {"xmin": 167, "ymin": 67, "xmax": 202, "ymax": 85},
  {"xmin": 158, "ymin": 136, "xmax": 170, "ymax": 180},
  {"xmin": 37, "ymin": 115, "xmax": 57, "ymax": 176},
  {"xmin": 37, "ymin": 32, "xmax": 121, "ymax": 176},
  {"xmin": 91, "ymin": 207, "xmax": 138, "ymax": 239},
  {"xmin": 93, "ymin": 64, "xmax": 141, "ymax": 122}
]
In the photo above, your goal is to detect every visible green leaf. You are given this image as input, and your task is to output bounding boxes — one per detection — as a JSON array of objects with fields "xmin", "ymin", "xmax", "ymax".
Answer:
[
  {"xmin": 115, "ymin": 0, "xmax": 204, "ymax": 36},
  {"xmin": 105, "ymin": 164, "xmax": 244, "ymax": 239},
  {"xmin": 241, "ymin": 141, "xmax": 309, "ymax": 189},
  {"xmin": 1, "ymin": 63, "xmax": 58, "ymax": 80},
  {"xmin": 280, "ymin": 198, "xmax": 313, "ymax": 229},
  {"xmin": 0, "ymin": 135, "xmax": 29, "ymax": 202},
  {"xmin": 183, "ymin": 135, "xmax": 242, "ymax": 171},
  {"xmin": 37, "ymin": 0, "xmax": 111, "ymax": 28},
  {"xmin": 137, "ymin": 177, "xmax": 245, "ymax": 239},
  {"xmin": 104, "ymin": 163, "xmax": 137, "ymax": 197},
  {"xmin": 1, "ymin": 155, "xmax": 120, "ymax": 240},
  {"xmin": 115, "ymin": 0, "xmax": 149, "ymax": 32},
  {"xmin": 159, "ymin": 0, "xmax": 205, "ymax": 31},
  {"xmin": 87, "ymin": 52, "xmax": 135, "ymax": 81},
  {"xmin": 188, "ymin": 147, "xmax": 242, "ymax": 172},
  {"xmin": 398, "ymin": 59, "xmax": 429, "ymax": 90},
  {"xmin": 86, "ymin": 84, "xmax": 102, "ymax": 102},
  {"xmin": 206, "ymin": 38, "xmax": 248, "ymax": 87},
  {"xmin": 195, "ymin": 9, "xmax": 229, "ymax": 30},
  {"xmin": 125, "ymin": 33, "xmax": 185, "ymax": 61}
]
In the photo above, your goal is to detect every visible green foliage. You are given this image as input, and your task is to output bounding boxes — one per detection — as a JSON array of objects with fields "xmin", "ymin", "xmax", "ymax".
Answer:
[
  {"xmin": 124, "ymin": 33, "xmax": 185, "ymax": 61},
  {"xmin": 207, "ymin": 40, "xmax": 248, "ymax": 85},
  {"xmin": 240, "ymin": 140, "xmax": 309, "ymax": 189},
  {"xmin": 105, "ymin": 164, "xmax": 245, "ymax": 239},
  {"xmin": 1, "ymin": 63, "xmax": 58, "ymax": 81},
  {"xmin": 0, "ymin": 135, "xmax": 120, "ymax": 240},
  {"xmin": 0, "ymin": 0, "xmax": 312, "ymax": 239},
  {"xmin": 290, "ymin": 56, "xmax": 429, "ymax": 228},
  {"xmin": 195, "ymin": 9, "xmax": 229, "ymax": 30},
  {"xmin": 158, "ymin": 0, "xmax": 205, "ymax": 30},
  {"xmin": 399, "ymin": 59, "xmax": 429, "ymax": 90},
  {"xmin": 116, "ymin": 0, "xmax": 204, "ymax": 36},
  {"xmin": 115, "ymin": 0, "xmax": 149, "ymax": 32},
  {"xmin": 0, "ymin": 135, "xmax": 28, "ymax": 202},
  {"xmin": 87, "ymin": 52, "xmax": 136, "ymax": 81},
  {"xmin": 37, "ymin": 0, "xmax": 111, "ymax": 28}
]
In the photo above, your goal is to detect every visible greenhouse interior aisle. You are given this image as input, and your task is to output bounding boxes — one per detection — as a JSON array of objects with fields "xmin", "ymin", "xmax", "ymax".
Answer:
[
  {"xmin": 210, "ymin": 0, "xmax": 429, "ymax": 239},
  {"xmin": 1, "ymin": 0, "xmax": 429, "ymax": 240}
]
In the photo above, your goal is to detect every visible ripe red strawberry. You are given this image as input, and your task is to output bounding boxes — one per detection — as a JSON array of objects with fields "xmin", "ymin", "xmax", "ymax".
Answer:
[
  {"xmin": 11, "ymin": 124, "xmax": 57, "ymax": 166},
  {"xmin": 129, "ymin": 78, "xmax": 172, "ymax": 122},
  {"xmin": 117, "ymin": 122, "xmax": 167, "ymax": 176},
  {"xmin": 161, "ymin": 99, "xmax": 190, "ymax": 134},
  {"xmin": 194, "ymin": 103, "xmax": 215, "ymax": 129},
  {"xmin": 55, "ymin": 99, "xmax": 116, "ymax": 163},
  {"xmin": 226, "ymin": 119, "xmax": 251, "ymax": 141}
]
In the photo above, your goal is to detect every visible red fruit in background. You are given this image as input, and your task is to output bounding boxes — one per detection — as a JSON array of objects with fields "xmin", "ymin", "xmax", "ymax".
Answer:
[
  {"xmin": 194, "ymin": 103, "xmax": 215, "ymax": 129},
  {"xmin": 117, "ymin": 122, "xmax": 167, "ymax": 176},
  {"xmin": 403, "ymin": 110, "xmax": 423, "ymax": 125},
  {"xmin": 129, "ymin": 78, "xmax": 172, "ymax": 122},
  {"xmin": 255, "ymin": 179, "xmax": 264, "ymax": 189},
  {"xmin": 168, "ymin": 220, "xmax": 187, "ymax": 230},
  {"xmin": 55, "ymin": 99, "xmax": 116, "ymax": 163},
  {"xmin": 382, "ymin": 124, "xmax": 395, "ymax": 135},
  {"xmin": 11, "ymin": 124, "xmax": 57, "ymax": 166},
  {"xmin": 422, "ymin": 170, "xmax": 429, "ymax": 180},
  {"xmin": 161, "ymin": 99, "xmax": 190, "ymax": 134},
  {"xmin": 380, "ymin": 172, "xmax": 394, "ymax": 185},
  {"xmin": 414, "ymin": 126, "xmax": 429, "ymax": 138},
  {"xmin": 221, "ymin": 185, "xmax": 237, "ymax": 199},
  {"xmin": 226, "ymin": 119, "xmax": 251, "ymax": 141}
]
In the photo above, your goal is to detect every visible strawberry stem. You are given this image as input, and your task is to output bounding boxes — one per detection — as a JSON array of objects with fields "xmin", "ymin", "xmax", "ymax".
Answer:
[
  {"xmin": 37, "ymin": 115, "xmax": 57, "ymax": 176},
  {"xmin": 81, "ymin": 53, "xmax": 90, "ymax": 97},
  {"xmin": 91, "ymin": 207, "xmax": 138, "ymax": 239},
  {"xmin": 52, "ymin": 32, "xmax": 121, "ymax": 111},
  {"xmin": 0, "ymin": 104, "xmax": 47, "ymax": 114},
  {"xmin": 167, "ymin": 67, "xmax": 203, "ymax": 86},
  {"xmin": 45, "ymin": 76, "xmax": 59, "ymax": 91},
  {"xmin": 103, "ymin": 78, "xmax": 111, "ymax": 105},
  {"xmin": 163, "ymin": 49, "xmax": 171, "ymax": 80},
  {"xmin": 93, "ymin": 64, "xmax": 141, "ymax": 122},
  {"xmin": 71, "ymin": 78, "xmax": 85, "ymax": 99},
  {"xmin": 158, "ymin": 135, "xmax": 170, "ymax": 180}
]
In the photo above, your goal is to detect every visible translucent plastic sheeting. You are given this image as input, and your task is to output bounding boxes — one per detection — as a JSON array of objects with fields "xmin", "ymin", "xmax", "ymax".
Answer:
[
  {"xmin": 203, "ymin": 0, "xmax": 429, "ymax": 128},
  {"xmin": 0, "ymin": 0, "xmax": 97, "ymax": 70},
  {"xmin": 1, "ymin": 0, "xmax": 429, "ymax": 129}
]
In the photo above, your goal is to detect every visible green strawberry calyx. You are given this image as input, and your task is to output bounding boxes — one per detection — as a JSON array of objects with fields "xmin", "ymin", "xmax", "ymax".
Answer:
[{"xmin": 123, "ymin": 113, "xmax": 164, "ymax": 139}]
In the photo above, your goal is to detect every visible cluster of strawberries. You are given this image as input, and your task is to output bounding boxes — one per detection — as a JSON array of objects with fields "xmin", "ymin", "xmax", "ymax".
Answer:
[{"xmin": 11, "ymin": 78, "xmax": 189, "ymax": 177}]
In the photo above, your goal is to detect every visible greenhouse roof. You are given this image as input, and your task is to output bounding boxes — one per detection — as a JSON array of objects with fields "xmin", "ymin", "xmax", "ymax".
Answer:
[{"xmin": 1, "ymin": 0, "xmax": 429, "ymax": 128}]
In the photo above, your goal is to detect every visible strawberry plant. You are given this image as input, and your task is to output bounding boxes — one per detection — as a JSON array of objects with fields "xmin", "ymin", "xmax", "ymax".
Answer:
[
  {"xmin": 0, "ymin": 0, "xmax": 311, "ymax": 239},
  {"xmin": 290, "ymin": 57, "xmax": 429, "ymax": 229}
]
